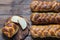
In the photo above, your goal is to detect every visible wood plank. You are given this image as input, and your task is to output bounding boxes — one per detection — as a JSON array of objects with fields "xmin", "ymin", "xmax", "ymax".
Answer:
[
  {"xmin": 12, "ymin": 0, "xmax": 31, "ymax": 5},
  {"xmin": 20, "ymin": 0, "xmax": 32, "ymax": 5},
  {"xmin": 13, "ymin": 0, "xmax": 23, "ymax": 5},
  {"xmin": 0, "ymin": 5, "xmax": 12, "ymax": 15},
  {"xmin": 24, "ymin": 36, "xmax": 33, "ymax": 40},
  {"xmin": 12, "ymin": 5, "xmax": 31, "ymax": 15},
  {"xmin": 0, "ymin": 0, "xmax": 13, "ymax": 4}
]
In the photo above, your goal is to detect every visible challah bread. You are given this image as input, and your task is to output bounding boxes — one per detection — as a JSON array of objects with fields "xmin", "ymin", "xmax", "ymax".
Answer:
[
  {"xmin": 30, "ymin": 1, "xmax": 60, "ymax": 12},
  {"xmin": 30, "ymin": 25, "xmax": 60, "ymax": 38},
  {"xmin": 30, "ymin": 13, "xmax": 60, "ymax": 24}
]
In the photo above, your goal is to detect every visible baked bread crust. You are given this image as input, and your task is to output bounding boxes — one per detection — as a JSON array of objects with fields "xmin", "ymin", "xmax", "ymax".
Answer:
[
  {"xmin": 30, "ymin": 25, "xmax": 60, "ymax": 38},
  {"xmin": 2, "ymin": 16, "xmax": 29, "ymax": 39},
  {"xmin": 30, "ymin": 1, "xmax": 60, "ymax": 12},
  {"xmin": 30, "ymin": 13, "xmax": 60, "ymax": 24}
]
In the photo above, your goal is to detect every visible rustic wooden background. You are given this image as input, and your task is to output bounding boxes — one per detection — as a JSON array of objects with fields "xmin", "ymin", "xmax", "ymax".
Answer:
[{"xmin": 0, "ymin": 0, "xmax": 60, "ymax": 40}]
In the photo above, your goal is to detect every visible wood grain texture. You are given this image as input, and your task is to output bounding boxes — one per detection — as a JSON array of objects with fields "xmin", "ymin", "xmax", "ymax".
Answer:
[
  {"xmin": 0, "ymin": 0, "xmax": 60, "ymax": 40},
  {"xmin": 0, "ymin": 0, "xmax": 13, "ymax": 4},
  {"xmin": 12, "ymin": 5, "xmax": 31, "ymax": 15},
  {"xmin": 0, "ymin": 5, "xmax": 12, "ymax": 15}
]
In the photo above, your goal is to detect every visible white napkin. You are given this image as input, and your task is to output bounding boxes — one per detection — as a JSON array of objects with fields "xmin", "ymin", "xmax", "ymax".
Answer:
[{"xmin": 11, "ymin": 16, "xmax": 27, "ymax": 30}]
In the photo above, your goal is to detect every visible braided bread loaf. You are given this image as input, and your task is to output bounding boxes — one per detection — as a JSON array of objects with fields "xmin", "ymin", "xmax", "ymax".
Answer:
[
  {"xmin": 2, "ymin": 16, "xmax": 29, "ymax": 38},
  {"xmin": 2, "ymin": 18, "xmax": 19, "ymax": 38},
  {"xmin": 30, "ymin": 13, "xmax": 60, "ymax": 24},
  {"xmin": 30, "ymin": 1, "xmax": 60, "ymax": 12},
  {"xmin": 30, "ymin": 25, "xmax": 60, "ymax": 38}
]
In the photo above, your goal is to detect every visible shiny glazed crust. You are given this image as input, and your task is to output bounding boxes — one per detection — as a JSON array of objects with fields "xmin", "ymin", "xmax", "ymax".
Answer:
[
  {"xmin": 2, "ymin": 16, "xmax": 29, "ymax": 39},
  {"xmin": 2, "ymin": 19, "xmax": 19, "ymax": 38},
  {"xmin": 30, "ymin": 25, "xmax": 60, "ymax": 38},
  {"xmin": 30, "ymin": 13, "xmax": 60, "ymax": 24},
  {"xmin": 30, "ymin": 1, "xmax": 60, "ymax": 12}
]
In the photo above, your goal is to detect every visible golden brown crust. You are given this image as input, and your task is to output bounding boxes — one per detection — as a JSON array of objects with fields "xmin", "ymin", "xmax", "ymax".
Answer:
[
  {"xmin": 2, "ymin": 17, "xmax": 19, "ymax": 38},
  {"xmin": 2, "ymin": 21, "xmax": 19, "ymax": 38},
  {"xmin": 56, "ymin": 30, "xmax": 60, "ymax": 38},
  {"xmin": 2, "ymin": 16, "xmax": 29, "ymax": 39},
  {"xmin": 30, "ymin": 25, "xmax": 60, "ymax": 38},
  {"xmin": 30, "ymin": 1, "xmax": 60, "ymax": 12},
  {"xmin": 30, "ymin": 13, "xmax": 60, "ymax": 24}
]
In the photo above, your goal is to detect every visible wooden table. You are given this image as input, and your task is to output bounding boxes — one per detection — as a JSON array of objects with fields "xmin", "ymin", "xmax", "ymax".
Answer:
[{"xmin": 0, "ymin": 0, "xmax": 60, "ymax": 40}]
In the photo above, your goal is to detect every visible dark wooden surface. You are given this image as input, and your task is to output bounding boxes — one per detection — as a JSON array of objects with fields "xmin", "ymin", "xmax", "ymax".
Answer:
[
  {"xmin": 0, "ymin": 0, "xmax": 31, "ymax": 40},
  {"xmin": 0, "ymin": 0, "xmax": 60, "ymax": 40}
]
